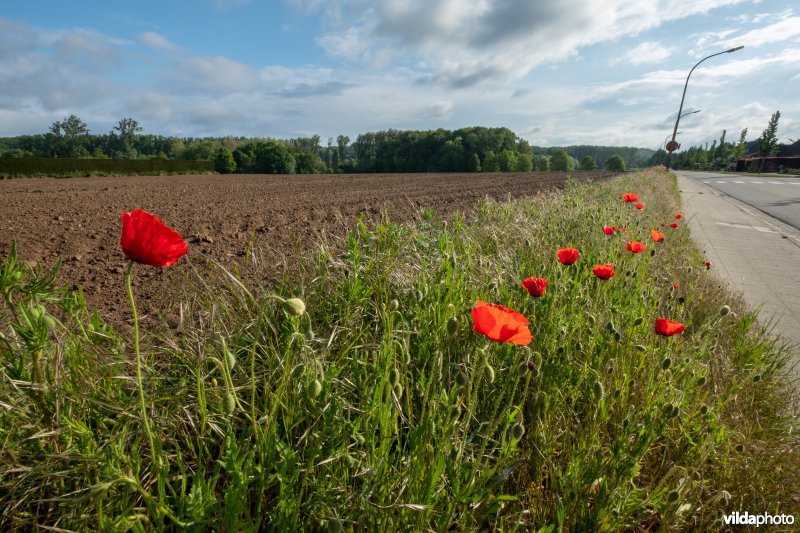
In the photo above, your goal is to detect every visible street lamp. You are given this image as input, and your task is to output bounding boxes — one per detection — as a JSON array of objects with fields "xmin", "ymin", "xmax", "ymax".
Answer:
[{"xmin": 666, "ymin": 46, "xmax": 744, "ymax": 169}]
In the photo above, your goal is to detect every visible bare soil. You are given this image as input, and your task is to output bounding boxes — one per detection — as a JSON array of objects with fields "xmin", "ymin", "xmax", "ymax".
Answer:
[{"xmin": 0, "ymin": 171, "xmax": 615, "ymax": 324}]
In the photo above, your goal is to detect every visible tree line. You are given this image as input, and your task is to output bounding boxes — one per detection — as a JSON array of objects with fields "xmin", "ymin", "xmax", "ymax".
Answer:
[
  {"xmin": 1, "ymin": 115, "xmax": 636, "ymax": 174},
  {"xmin": 648, "ymin": 110, "xmax": 785, "ymax": 170}
]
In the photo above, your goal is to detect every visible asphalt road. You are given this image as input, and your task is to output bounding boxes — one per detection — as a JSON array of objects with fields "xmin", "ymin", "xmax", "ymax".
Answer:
[{"xmin": 679, "ymin": 171, "xmax": 800, "ymax": 230}]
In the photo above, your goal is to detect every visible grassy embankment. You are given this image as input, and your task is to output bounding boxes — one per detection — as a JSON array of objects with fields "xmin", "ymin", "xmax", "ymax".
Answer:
[{"xmin": 1, "ymin": 169, "xmax": 797, "ymax": 530}]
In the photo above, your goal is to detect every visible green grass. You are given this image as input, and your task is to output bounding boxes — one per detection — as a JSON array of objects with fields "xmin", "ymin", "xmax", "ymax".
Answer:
[{"xmin": 1, "ymin": 169, "xmax": 798, "ymax": 531}]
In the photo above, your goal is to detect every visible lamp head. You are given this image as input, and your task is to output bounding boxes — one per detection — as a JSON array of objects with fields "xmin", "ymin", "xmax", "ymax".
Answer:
[{"xmin": 728, "ymin": 45, "xmax": 744, "ymax": 53}]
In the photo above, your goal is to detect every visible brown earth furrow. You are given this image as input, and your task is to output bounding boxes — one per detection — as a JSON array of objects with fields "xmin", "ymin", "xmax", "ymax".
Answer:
[{"xmin": 0, "ymin": 171, "xmax": 616, "ymax": 324}]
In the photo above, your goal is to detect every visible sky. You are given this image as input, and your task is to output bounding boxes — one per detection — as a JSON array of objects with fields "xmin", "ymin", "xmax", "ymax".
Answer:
[{"xmin": 1, "ymin": 0, "xmax": 799, "ymax": 150}]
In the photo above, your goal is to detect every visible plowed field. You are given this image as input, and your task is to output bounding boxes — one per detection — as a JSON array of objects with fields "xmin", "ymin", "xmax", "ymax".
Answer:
[{"xmin": 1, "ymin": 171, "xmax": 615, "ymax": 324}]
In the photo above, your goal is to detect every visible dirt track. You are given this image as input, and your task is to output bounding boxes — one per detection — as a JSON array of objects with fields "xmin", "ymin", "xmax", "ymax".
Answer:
[{"xmin": 0, "ymin": 171, "xmax": 615, "ymax": 324}]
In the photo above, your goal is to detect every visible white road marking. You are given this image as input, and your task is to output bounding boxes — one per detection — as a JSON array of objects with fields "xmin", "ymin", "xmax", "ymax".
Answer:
[
  {"xmin": 716, "ymin": 180, "xmax": 726, "ymax": 184},
  {"xmin": 716, "ymin": 222, "xmax": 778, "ymax": 233},
  {"xmin": 768, "ymin": 181, "xmax": 783, "ymax": 185},
  {"xmin": 733, "ymin": 180, "xmax": 745, "ymax": 184},
  {"xmin": 751, "ymin": 181, "xmax": 763, "ymax": 184}
]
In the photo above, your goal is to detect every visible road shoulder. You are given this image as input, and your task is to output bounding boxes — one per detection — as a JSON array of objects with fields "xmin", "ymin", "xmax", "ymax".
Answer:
[{"xmin": 676, "ymin": 171, "xmax": 800, "ymax": 375}]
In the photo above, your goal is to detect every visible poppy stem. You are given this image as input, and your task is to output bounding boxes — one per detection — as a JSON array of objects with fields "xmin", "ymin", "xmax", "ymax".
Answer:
[{"xmin": 125, "ymin": 260, "xmax": 158, "ymax": 474}]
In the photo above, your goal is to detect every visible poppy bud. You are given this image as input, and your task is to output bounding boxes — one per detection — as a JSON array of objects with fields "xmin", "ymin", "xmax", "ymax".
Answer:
[
  {"xmin": 389, "ymin": 367, "xmax": 401, "ymax": 386},
  {"xmin": 628, "ymin": 378, "xmax": 635, "ymax": 388},
  {"xmin": 291, "ymin": 364, "xmax": 304, "ymax": 379},
  {"xmin": 593, "ymin": 380, "xmax": 604, "ymax": 400},
  {"xmin": 393, "ymin": 383, "xmax": 403, "ymax": 397},
  {"xmin": 720, "ymin": 305, "xmax": 730, "ymax": 316},
  {"xmin": 635, "ymin": 344, "xmax": 647, "ymax": 352},
  {"xmin": 678, "ymin": 297, "xmax": 685, "ymax": 304},
  {"xmin": 388, "ymin": 299, "xmax": 399, "ymax": 312},
  {"xmin": 668, "ymin": 490, "xmax": 680, "ymax": 503},
  {"xmin": 226, "ymin": 350, "xmax": 236, "ymax": 371},
  {"xmin": 224, "ymin": 392, "xmax": 236, "ymax": 414},
  {"xmin": 485, "ymin": 364, "xmax": 495, "ymax": 384},
  {"xmin": 510, "ymin": 423, "xmax": 525, "ymax": 440},
  {"xmin": 613, "ymin": 330, "xmax": 622, "ymax": 342},
  {"xmin": 696, "ymin": 376, "xmax": 706, "ymax": 386},
  {"xmin": 661, "ymin": 357, "xmax": 672, "ymax": 370},
  {"xmin": 11, "ymin": 271, "xmax": 23, "ymax": 283},
  {"xmin": 606, "ymin": 320, "xmax": 615, "ymax": 332},
  {"xmin": 735, "ymin": 443, "xmax": 744, "ymax": 453},
  {"xmin": 446, "ymin": 317, "xmax": 459, "ymax": 337},
  {"xmin": 575, "ymin": 341, "xmax": 583, "ymax": 352},
  {"xmin": 752, "ymin": 374, "xmax": 761, "ymax": 382},
  {"xmin": 415, "ymin": 289, "xmax": 424, "ymax": 302},
  {"xmin": 633, "ymin": 317, "xmax": 644, "ymax": 326},
  {"xmin": 587, "ymin": 314, "xmax": 597, "ymax": 326},
  {"xmin": 455, "ymin": 371, "xmax": 469, "ymax": 388},
  {"xmin": 613, "ymin": 388, "xmax": 622, "ymax": 399},
  {"xmin": 699, "ymin": 404, "xmax": 708, "ymax": 415},
  {"xmin": 524, "ymin": 238, "xmax": 532, "ymax": 247},
  {"xmin": 211, "ymin": 377, "xmax": 219, "ymax": 388},
  {"xmin": 305, "ymin": 328, "xmax": 314, "ymax": 341},
  {"xmin": 307, "ymin": 379, "xmax": 323, "ymax": 399},
  {"xmin": 517, "ymin": 361, "xmax": 529, "ymax": 375},
  {"xmin": 285, "ymin": 298, "xmax": 306, "ymax": 316}
]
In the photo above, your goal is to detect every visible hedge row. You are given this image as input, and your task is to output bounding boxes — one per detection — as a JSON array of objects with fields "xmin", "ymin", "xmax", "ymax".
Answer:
[{"xmin": 0, "ymin": 158, "xmax": 214, "ymax": 177}]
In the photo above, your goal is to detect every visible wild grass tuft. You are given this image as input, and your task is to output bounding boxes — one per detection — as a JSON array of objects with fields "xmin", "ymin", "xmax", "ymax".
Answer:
[{"xmin": 1, "ymin": 169, "xmax": 797, "ymax": 530}]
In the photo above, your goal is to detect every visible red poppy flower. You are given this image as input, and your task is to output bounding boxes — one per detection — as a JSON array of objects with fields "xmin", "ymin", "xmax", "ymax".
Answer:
[
  {"xmin": 651, "ymin": 230, "xmax": 665, "ymax": 242},
  {"xmin": 592, "ymin": 263, "xmax": 616, "ymax": 280},
  {"xmin": 621, "ymin": 193, "xmax": 639, "ymax": 202},
  {"xmin": 673, "ymin": 283, "xmax": 680, "ymax": 289},
  {"xmin": 626, "ymin": 241, "xmax": 647, "ymax": 253},
  {"xmin": 655, "ymin": 318, "xmax": 685, "ymax": 336},
  {"xmin": 670, "ymin": 223, "xmax": 679, "ymax": 229},
  {"xmin": 602, "ymin": 225, "xmax": 615, "ymax": 235},
  {"xmin": 471, "ymin": 300, "xmax": 532, "ymax": 345},
  {"xmin": 675, "ymin": 213, "xmax": 683, "ymax": 219},
  {"xmin": 634, "ymin": 202, "xmax": 645, "ymax": 210},
  {"xmin": 521, "ymin": 277, "xmax": 547, "ymax": 298},
  {"xmin": 557, "ymin": 247, "xmax": 580, "ymax": 265},
  {"xmin": 704, "ymin": 261, "xmax": 712, "ymax": 268},
  {"xmin": 121, "ymin": 208, "xmax": 188, "ymax": 267}
]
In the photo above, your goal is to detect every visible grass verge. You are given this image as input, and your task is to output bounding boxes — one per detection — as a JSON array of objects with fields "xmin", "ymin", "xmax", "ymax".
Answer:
[{"xmin": 1, "ymin": 169, "xmax": 798, "ymax": 530}]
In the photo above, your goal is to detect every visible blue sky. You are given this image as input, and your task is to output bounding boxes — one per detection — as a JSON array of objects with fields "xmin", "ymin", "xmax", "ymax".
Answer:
[{"xmin": 1, "ymin": 0, "xmax": 798, "ymax": 149}]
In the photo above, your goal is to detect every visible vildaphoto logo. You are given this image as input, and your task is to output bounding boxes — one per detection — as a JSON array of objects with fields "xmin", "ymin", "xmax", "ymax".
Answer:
[{"xmin": 723, "ymin": 511, "xmax": 795, "ymax": 527}]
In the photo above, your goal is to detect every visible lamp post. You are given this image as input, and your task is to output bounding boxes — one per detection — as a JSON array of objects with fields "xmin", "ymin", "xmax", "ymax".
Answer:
[{"xmin": 666, "ymin": 46, "xmax": 744, "ymax": 169}]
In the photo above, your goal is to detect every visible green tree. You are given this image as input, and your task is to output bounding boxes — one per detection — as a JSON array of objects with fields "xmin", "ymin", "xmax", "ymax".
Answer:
[
  {"xmin": 604, "ymin": 154, "xmax": 626, "ymax": 171},
  {"xmin": 514, "ymin": 153, "xmax": 533, "ymax": 172},
  {"xmin": 214, "ymin": 147, "xmax": 237, "ymax": 174},
  {"xmin": 112, "ymin": 117, "xmax": 143, "ymax": 158},
  {"xmin": 466, "ymin": 153, "xmax": 481, "ymax": 172},
  {"xmin": 732, "ymin": 128, "xmax": 748, "ymax": 160},
  {"xmin": 532, "ymin": 154, "xmax": 549, "ymax": 171},
  {"xmin": 337, "ymin": 135, "xmax": 349, "ymax": 166},
  {"xmin": 579, "ymin": 155, "xmax": 597, "ymax": 170},
  {"xmin": 482, "ymin": 151, "xmax": 499, "ymax": 172},
  {"xmin": 498, "ymin": 150, "xmax": 518, "ymax": 172},
  {"xmin": 48, "ymin": 114, "xmax": 90, "ymax": 158},
  {"xmin": 550, "ymin": 149, "xmax": 574, "ymax": 171},
  {"xmin": 757, "ymin": 110, "xmax": 780, "ymax": 156}
]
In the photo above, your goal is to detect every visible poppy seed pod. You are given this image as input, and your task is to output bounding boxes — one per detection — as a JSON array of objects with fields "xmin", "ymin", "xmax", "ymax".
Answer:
[
  {"xmin": 285, "ymin": 298, "xmax": 306, "ymax": 316},
  {"xmin": 593, "ymin": 380, "xmax": 605, "ymax": 400},
  {"xmin": 720, "ymin": 305, "xmax": 730, "ymax": 316},
  {"xmin": 455, "ymin": 371, "xmax": 469, "ymax": 388},
  {"xmin": 224, "ymin": 393, "xmax": 236, "ymax": 414},
  {"xmin": 635, "ymin": 344, "xmax": 647, "ymax": 352},
  {"xmin": 699, "ymin": 404, "xmax": 708, "ymax": 415},
  {"xmin": 668, "ymin": 491, "xmax": 680, "ymax": 503},
  {"xmin": 307, "ymin": 379, "xmax": 323, "ymax": 399},
  {"xmin": 696, "ymin": 376, "xmax": 706, "ymax": 386},
  {"xmin": 225, "ymin": 350, "xmax": 236, "ymax": 371},
  {"xmin": 510, "ymin": 423, "xmax": 525, "ymax": 440},
  {"xmin": 485, "ymin": 364, "xmax": 496, "ymax": 384},
  {"xmin": 305, "ymin": 328, "xmax": 314, "ymax": 342},
  {"xmin": 661, "ymin": 357, "xmax": 672, "ymax": 370},
  {"xmin": 446, "ymin": 317, "xmax": 459, "ymax": 337},
  {"xmin": 633, "ymin": 317, "xmax": 644, "ymax": 326},
  {"xmin": 389, "ymin": 367, "xmax": 401, "ymax": 387}
]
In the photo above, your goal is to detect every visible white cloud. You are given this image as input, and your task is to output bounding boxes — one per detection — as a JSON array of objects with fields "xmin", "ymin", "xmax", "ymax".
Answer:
[
  {"xmin": 720, "ymin": 16, "xmax": 800, "ymax": 47},
  {"xmin": 615, "ymin": 41, "xmax": 673, "ymax": 66},
  {"xmin": 315, "ymin": 0, "xmax": 748, "ymax": 88},
  {"xmin": 137, "ymin": 32, "xmax": 182, "ymax": 52},
  {"xmin": 425, "ymin": 100, "xmax": 454, "ymax": 118}
]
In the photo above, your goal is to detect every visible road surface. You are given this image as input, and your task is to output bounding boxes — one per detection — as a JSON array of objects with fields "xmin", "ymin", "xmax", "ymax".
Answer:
[
  {"xmin": 676, "ymin": 171, "xmax": 800, "ymax": 378},
  {"xmin": 681, "ymin": 171, "xmax": 800, "ymax": 230}
]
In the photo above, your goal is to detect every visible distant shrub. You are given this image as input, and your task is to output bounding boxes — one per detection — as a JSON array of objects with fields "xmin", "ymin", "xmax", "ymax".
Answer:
[
  {"xmin": 0, "ymin": 157, "xmax": 213, "ymax": 178},
  {"xmin": 604, "ymin": 154, "xmax": 626, "ymax": 171}
]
